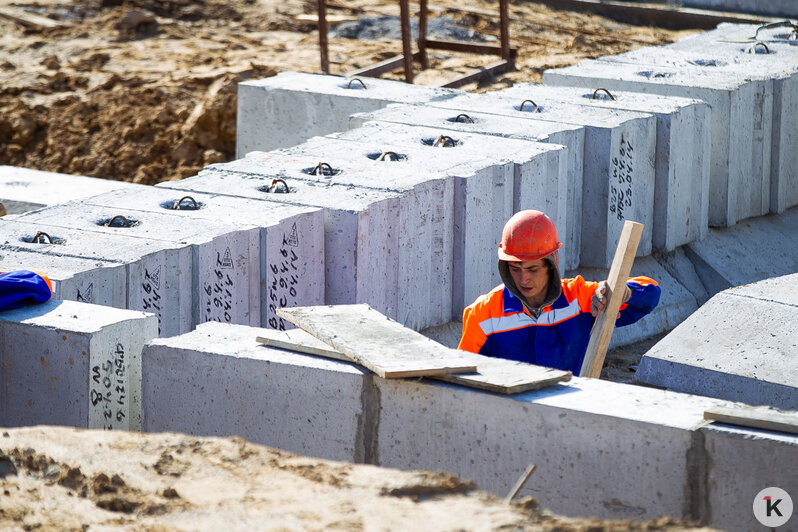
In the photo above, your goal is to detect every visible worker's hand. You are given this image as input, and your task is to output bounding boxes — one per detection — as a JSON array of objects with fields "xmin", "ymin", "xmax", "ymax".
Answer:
[{"xmin": 590, "ymin": 281, "xmax": 631, "ymax": 317}]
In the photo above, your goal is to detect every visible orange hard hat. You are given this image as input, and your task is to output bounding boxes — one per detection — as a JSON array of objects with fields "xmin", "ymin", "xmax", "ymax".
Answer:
[{"xmin": 497, "ymin": 210, "xmax": 562, "ymax": 262}]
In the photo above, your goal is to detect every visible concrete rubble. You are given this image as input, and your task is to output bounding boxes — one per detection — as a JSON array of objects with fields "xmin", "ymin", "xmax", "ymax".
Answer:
[{"xmin": 3, "ymin": 20, "xmax": 798, "ymax": 530}]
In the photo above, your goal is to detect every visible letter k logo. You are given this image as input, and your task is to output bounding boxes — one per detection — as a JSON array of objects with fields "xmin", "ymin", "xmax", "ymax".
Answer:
[{"xmin": 765, "ymin": 496, "xmax": 784, "ymax": 517}]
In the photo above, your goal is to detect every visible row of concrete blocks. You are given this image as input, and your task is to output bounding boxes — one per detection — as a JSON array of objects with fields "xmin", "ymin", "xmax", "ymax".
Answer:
[{"xmin": 2, "ymin": 300, "xmax": 796, "ymax": 531}]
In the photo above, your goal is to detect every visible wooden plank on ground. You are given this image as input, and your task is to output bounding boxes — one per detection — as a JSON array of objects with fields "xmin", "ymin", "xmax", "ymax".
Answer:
[
  {"xmin": 704, "ymin": 406, "xmax": 798, "ymax": 436},
  {"xmin": 0, "ymin": 6, "xmax": 62, "ymax": 28},
  {"xmin": 257, "ymin": 325, "xmax": 571, "ymax": 393},
  {"xmin": 276, "ymin": 304, "xmax": 478, "ymax": 379}
]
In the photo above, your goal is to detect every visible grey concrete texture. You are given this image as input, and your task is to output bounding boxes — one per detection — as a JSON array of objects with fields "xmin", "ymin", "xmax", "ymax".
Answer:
[
  {"xmin": 137, "ymin": 320, "xmax": 798, "ymax": 529},
  {"xmin": 332, "ymin": 120, "xmax": 570, "ymax": 309},
  {"xmin": 346, "ymin": 104, "xmax": 586, "ymax": 271},
  {"xmin": 542, "ymin": 58, "xmax": 763, "ymax": 228},
  {"xmin": 236, "ymin": 146, "xmax": 456, "ymax": 327},
  {"xmin": 16, "ymin": 202, "xmax": 260, "ymax": 333},
  {"xmin": 0, "ymin": 247, "xmax": 126, "ymax": 308},
  {"xmin": 76, "ymin": 185, "xmax": 326, "ymax": 332},
  {"xmin": 635, "ymin": 273, "xmax": 798, "ymax": 409},
  {"xmin": 429, "ymin": 90, "xmax": 657, "ymax": 268},
  {"xmin": 0, "ymin": 165, "xmax": 134, "ymax": 215},
  {"xmin": 0, "ymin": 217, "xmax": 192, "ymax": 337},
  {"xmin": 236, "ymin": 71, "xmax": 459, "ymax": 157},
  {"xmin": 668, "ymin": 28, "xmax": 798, "ymax": 215},
  {"xmin": 156, "ymin": 166, "xmax": 423, "ymax": 327},
  {"xmin": 597, "ymin": 46, "xmax": 785, "ymax": 224},
  {"xmin": 0, "ymin": 299, "xmax": 158, "ymax": 431},
  {"xmin": 141, "ymin": 322, "xmax": 367, "ymax": 462},
  {"xmin": 498, "ymin": 82, "xmax": 711, "ymax": 252}
]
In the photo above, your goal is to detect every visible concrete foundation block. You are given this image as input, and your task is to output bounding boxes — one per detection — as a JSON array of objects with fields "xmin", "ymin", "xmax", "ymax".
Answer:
[
  {"xmin": 17, "ymin": 203, "xmax": 259, "ymax": 333},
  {"xmin": 596, "ymin": 47, "xmax": 776, "ymax": 224},
  {"xmin": 156, "ymin": 168, "xmax": 418, "ymax": 326},
  {"xmin": 347, "ymin": 104, "xmax": 585, "ymax": 270},
  {"xmin": 333, "ymin": 121, "xmax": 568, "ymax": 308},
  {"xmin": 544, "ymin": 58, "xmax": 766, "ymax": 227},
  {"xmin": 701, "ymin": 423, "xmax": 798, "ymax": 532},
  {"xmin": 685, "ymin": 205, "xmax": 798, "ymax": 290},
  {"xmin": 635, "ymin": 274, "xmax": 798, "ymax": 410},
  {"xmin": 141, "ymin": 321, "xmax": 367, "ymax": 462},
  {"xmin": 431, "ymin": 91, "xmax": 656, "ymax": 268},
  {"xmin": 0, "ymin": 165, "xmax": 133, "ymax": 215},
  {"xmin": 568, "ymin": 254, "xmax": 698, "ymax": 348},
  {"xmin": 501, "ymin": 83, "xmax": 710, "ymax": 251},
  {"xmin": 0, "ymin": 299, "xmax": 157, "ymax": 431},
  {"xmin": 236, "ymin": 71, "xmax": 458, "ymax": 157},
  {"xmin": 0, "ymin": 247, "xmax": 126, "ymax": 308},
  {"xmin": 669, "ymin": 30, "xmax": 798, "ymax": 214},
  {"xmin": 373, "ymin": 375, "xmax": 734, "ymax": 522},
  {"xmin": 0, "ymin": 218, "xmax": 193, "ymax": 337},
  {"xmin": 678, "ymin": 0, "xmax": 798, "ymax": 18},
  {"xmin": 79, "ymin": 185, "xmax": 325, "ymax": 332}
]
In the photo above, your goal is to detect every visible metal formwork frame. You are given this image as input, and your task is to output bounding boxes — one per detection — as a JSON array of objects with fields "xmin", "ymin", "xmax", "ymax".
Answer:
[{"xmin": 317, "ymin": 0, "xmax": 516, "ymax": 87}]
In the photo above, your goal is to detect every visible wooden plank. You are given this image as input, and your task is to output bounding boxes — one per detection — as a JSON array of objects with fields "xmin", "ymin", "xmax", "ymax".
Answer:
[
  {"xmin": 276, "ymin": 304, "xmax": 477, "ymax": 379},
  {"xmin": 579, "ymin": 220, "xmax": 644, "ymax": 378},
  {"xmin": 704, "ymin": 406, "xmax": 798, "ymax": 436},
  {"xmin": 0, "ymin": 6, "xmax": 62, "ymax": 28},
  {"xmin": 296, "ymin": 13, "xmax": 357, "ymax": 23},
  {"xmin": 257, "ymin": 326, "xmax": 571, "ymax": 393}
]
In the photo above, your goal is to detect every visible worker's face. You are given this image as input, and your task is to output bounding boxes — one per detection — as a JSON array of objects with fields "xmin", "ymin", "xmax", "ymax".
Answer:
[{"xmin": 508, "ymin": 259, "xmax": 549, "ymax": 306}]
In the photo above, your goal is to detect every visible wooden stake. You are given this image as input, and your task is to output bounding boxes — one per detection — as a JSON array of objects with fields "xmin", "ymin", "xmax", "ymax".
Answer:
[
  {"xmin": 579, "ymin": 220, "xmax": 644, "ymax": 378},
  {"xmin": 504, "ymin": 463, "xmax": 537, "ymax": 503}
]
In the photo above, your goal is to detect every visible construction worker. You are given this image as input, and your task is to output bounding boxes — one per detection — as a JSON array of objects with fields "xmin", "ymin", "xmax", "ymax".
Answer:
[
  {"xmin": 0, "ymin": 270, "xmax": 53, "ymax": 311},
  {"xmin": 458, "ymin": 210, "xmax": 660, "ymax": 374}
]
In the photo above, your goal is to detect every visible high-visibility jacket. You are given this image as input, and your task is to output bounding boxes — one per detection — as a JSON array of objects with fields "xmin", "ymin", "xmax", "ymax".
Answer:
[
  {"xmin": 0, "ymin": 270, "xmax": 53, "ymax": 311},
  {"xmin": 458, "ymin": 275, "xmax": 660, "ymax": 374}
]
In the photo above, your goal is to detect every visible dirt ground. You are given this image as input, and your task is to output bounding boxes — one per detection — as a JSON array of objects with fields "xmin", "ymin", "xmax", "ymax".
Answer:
[
  {"xmin": 0, "ymin": 426, "xmax": 718, "ymax": 531},
  {"xmin": 0, "ymin": 0, "xmax": 697, "ymax": 184}
]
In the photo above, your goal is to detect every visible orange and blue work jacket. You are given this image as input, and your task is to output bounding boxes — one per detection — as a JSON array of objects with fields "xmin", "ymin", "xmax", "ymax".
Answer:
[
  {"xmin": 458, "ymin": 276, "xmax": 660, "ymax": 374},
  {"xmin": 0, "ymin": 270, "xmax": 53, "ymax": 311}
]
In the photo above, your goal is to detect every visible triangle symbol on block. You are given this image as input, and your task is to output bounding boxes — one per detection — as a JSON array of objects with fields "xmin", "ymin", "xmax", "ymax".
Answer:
[
  {"xmin": 221, "ymin": 247, "xmax": 234, "ymax": 269},
  {"xmin": 77, "ymin": 283, "xmax": 94, "ymax": 303},
  {"xmin": 286, "ymin": 222, "xmax": 299, "ymax": 247},
  {"xmin": 146, "ymin": 266, "xmax": 161, "ymax": 290}
]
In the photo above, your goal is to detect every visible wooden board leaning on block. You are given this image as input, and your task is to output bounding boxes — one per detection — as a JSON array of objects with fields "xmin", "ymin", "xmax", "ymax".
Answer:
[
  {"xmin": 704, "ymin": 406, "xmax": 798, "ymax": 436},
  {"xmin": 276, "ymin": 304, "xmax": 477, "ymax": 378},
  {"xmin": 257, "ymin": 327, "xmax": 571, "ymax": 394}
]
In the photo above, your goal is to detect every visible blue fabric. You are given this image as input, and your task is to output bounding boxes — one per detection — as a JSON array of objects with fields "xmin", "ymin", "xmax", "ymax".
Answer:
[{"xmin": 0, "ymin": 270, "xmax": 52, "ymax": 311}]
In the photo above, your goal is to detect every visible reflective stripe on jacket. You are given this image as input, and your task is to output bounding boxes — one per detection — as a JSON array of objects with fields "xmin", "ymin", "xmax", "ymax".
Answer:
[
  {"xmin": 0, "ymin": 270, "xmax": 53, "ymax": 311},
  {"xmin": 458, "ymin": 275, "xmax": 660, "ymax": 374}
]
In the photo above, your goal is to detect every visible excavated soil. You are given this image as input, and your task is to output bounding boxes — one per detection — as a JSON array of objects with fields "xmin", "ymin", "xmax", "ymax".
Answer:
[
  {"xmin": 0, "ymin": 426, "xmax": 719, "ymax": 531},
  {"xmin": 0, "ymin": 0, "xmax": 697, "ymax": 184}
]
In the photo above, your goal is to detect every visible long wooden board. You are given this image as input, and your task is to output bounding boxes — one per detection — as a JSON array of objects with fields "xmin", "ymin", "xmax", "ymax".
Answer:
[
  {"xmin": 276, "ymin": 304, "xmax": 477, "ymax": 378},
  {"xmin": 579, "ymin": 220, "xmax": 643, "ymax": 378},
  {"xmin": 0, "ymin": 6, "xmax": 62, "ymax": 28},
  {"xmin": 704, "ymin": 406, "xmax": 798, "ymax": 436},
  {"xmin": 257, "ymin": 327, "xmax": 571, "ymax": 393}
]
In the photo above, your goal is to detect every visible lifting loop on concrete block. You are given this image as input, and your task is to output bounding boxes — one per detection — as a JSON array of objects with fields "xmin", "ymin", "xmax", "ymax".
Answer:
[
  {"xmin": 519, "ymin": 99, "xmax": 540, "ymax": 112},
  {"xmin": 378, "ymin": 151, "xmax": 401, "ymax": 161},
  {"xmin": 434, "ymin": 135, "xmax": 456, "ymax": 147},
  {"xmin": 31, "ymin": 231, "xmax": 52, "ymax": 244},
  {"xmin": 592, "ymin": 88, "xmax": 616, "ymax": 101},
  {"xmin": 267, "ymin": 178, "xmax": 290, "ymax": 193},
  {"xmin": 746, "ymin": 41, "xmax": 771, "ymax": 54},
  {"xmin": 346, "ymin": 78, "xmax": 367, "ymax": 89},
  {"xmin": 754, "ymin": 20, "xmax": 798, "ymax": 40},
  {"xmin": 171, "ymin": 196, "xmax": 199, "ymax": 210},
  {"xmin": 104, "ymin": 215, "xmax": 131, "ymax": 228},
  {"xmin": 454, "ymin": 113, "xmax": 474, "ymax": 124},
  {"xmin": 310, "ymin": 162, "xmax": 335, "ymax": 176}
]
